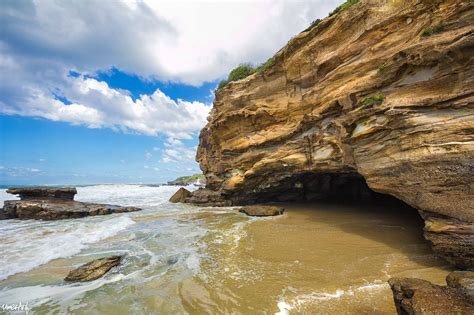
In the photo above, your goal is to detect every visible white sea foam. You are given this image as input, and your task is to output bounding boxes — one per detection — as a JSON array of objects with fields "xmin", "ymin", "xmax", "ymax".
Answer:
[
  {"xmin": 282, "ymin": 280, "xmax": 389, "ymax": 312},
  {"xmin": 0, "ymin": 215, "xmax": 135, "ymax": 280},
  {"xmin": 275, "ymin": 301, "xmax": 292, "ymax": 315}
]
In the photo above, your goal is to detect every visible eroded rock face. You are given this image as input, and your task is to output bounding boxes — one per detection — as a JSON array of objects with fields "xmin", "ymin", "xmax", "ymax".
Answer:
[
  {"xmin": 239, "ymin": 205, "xmax": 285, "ymax": 217},
  {"xmin": 188, "ymin": 0, "xmax": 474, "ymax": 268},
  {"xmin": 64, "ymin": 256, "xmax": 123, "ymax": 282},
  {"xmin": 388, "ymin": 271, "xmax": 474, "ymax": 314}
]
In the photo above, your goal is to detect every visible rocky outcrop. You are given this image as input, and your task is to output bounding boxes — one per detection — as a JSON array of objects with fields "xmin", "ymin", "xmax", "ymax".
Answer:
[
  {"xmin": 64, "ymin": 256, "xmax": 123, "ymax": 282},
  {"xmin": 6, "ymin": 187, "xmax": 77, "ymax": 200},
  {"xmin": 388, "ymin": 271, "xmax": 474, "ymax": 314},
  {"xmin": 169, "ymin": 188, "xmax": 192, "ymax": 203},
  {"xmin": 239, "ymin": 205, "xmax": 285, "ymax": 217},
  {"xmin": 186, "ymin": 0, "xmax": 474, "ymax": 268},
  {"xmin": 1, "ymin": 187, "xmax": 140, "ymax": 220}
]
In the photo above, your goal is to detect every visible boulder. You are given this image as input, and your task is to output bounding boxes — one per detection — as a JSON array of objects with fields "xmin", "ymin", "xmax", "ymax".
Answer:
[
  {"xmin": 65, "ymin": 256, "xmax": 123, "ymax": 282},
  {"xmin": 239, "ymin": 205, "xmax": 284, "ymax": 217},
  {"xmin": 169, "ymin": 188, "xmax": 192, "ymax": 203},
  {"xmin": 446, "ymin": 271, "xmax": 474, "ymax": 302},
  {"xmin": 388, "ymin": 271, "xmax": 474, "ymax": 314}
]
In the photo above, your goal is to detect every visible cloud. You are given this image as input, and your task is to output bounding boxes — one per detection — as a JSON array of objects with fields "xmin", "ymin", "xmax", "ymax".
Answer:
[
  {"xmin": 0, "ymin": 73, "xmax": 211, "ymax": 138},
  {"xmin": 0, "ymin": 0, "xmax": 340, "ymax": 84},
  {"xmin": 144, "ymin": 152, "xmax": 153, "ymax": 160},
  {"xmin": 0, "ymin": 0, "xmax": 341, "ymax": 154},
  {"xmin": 0, "ymin": 167, "xmax": 43, "ymax": 177},
  {"xmin": 160, "ymin": 137, "xmax": 196, "ymax": 163}
]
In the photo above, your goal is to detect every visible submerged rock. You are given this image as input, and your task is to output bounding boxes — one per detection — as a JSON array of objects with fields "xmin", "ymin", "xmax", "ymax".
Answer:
[
  {"xmin": 186, "ymin": 0, "xmax": 474, "ymax": 268},
  {"xmin": 1, "ymin": 187, "xmax": 140, "ymax": 220},
  {"xmin": 239, "ymin": 205, "xmax": 284, "ymax": 217},
  {"xmin": 169, "ymin": 187, "xmax": 192, "ymax": 203},
  {"xmin": 388, "ymin": 271, "xmax": 474, "ymax": 314},
  {"xmin": 65, "ymin": 256, "xmax": 123, "ymax": 282}
]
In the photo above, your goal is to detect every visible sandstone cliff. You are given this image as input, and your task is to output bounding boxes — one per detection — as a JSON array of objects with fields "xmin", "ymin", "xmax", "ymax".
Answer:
[{"xmin": 187, "ymin": 0, "xmax": 474, "ymax": 268}]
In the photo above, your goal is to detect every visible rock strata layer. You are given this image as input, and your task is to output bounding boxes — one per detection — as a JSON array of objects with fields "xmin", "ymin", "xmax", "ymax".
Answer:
[
  {"xmin": 1, "ymin": 187, "xmax": 140, "ymax": 220},
  {"xmin": 388, "ymin": 271, "xmax": 474, "ymax": 314},
  {"xmin": 65, "ymin": 256, "xmax": 123, "ymax": 282},
  {"xmin": 185, "ymin": 0, "xmax": 474, "ymax": 268}
]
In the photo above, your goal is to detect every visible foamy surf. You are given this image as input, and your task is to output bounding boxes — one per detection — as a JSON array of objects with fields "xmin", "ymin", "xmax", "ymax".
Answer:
[{"xmin": 0, "ymin": 215, "xmax": 135, "ymax": 280}]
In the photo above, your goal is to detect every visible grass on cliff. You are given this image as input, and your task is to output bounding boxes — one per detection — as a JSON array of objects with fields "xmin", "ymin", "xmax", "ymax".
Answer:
[
  {"xmin": 217, "ymin": 57, "xmax": 275, "ymax": 90},
  {"xmin": 217, "ymin": 0, "xmax": 360, "ymax": 91},
  {"xmin": 421, "ymin": 23, "xmax": 445, "ymax": 37},
  {"xmin": 329, "ymin": 0, "xmax": 359, "ymax": 16},
  {"xmin": 360, "ymin": 94, "xmax": 385, "ymax": 107}
]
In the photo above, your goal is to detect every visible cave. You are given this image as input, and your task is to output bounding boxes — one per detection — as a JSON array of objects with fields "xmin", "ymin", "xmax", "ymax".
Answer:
[{"xmin": 244, "ymin": 171, "xmax": 411, "ymax": 208}]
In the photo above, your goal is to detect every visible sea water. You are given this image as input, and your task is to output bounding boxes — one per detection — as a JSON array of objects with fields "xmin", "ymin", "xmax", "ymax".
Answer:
[{"xmin": 0, "ymin": 185, "xmax": 450, "ymax": 314}]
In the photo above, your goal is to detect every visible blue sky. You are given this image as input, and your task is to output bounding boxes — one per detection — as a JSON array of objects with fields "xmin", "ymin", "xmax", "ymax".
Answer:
[{"xmin": 0, "ymin": 0, "xmax": 341, "ymax": 185}]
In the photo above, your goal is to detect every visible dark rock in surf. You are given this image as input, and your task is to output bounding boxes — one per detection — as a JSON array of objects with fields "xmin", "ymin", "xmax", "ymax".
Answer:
[
  {"xmin": 6, "ymin": 187, "xmax": 77, "ymax": 201},
  {"xmin": 239, "ymin": 205, "xmax": 284, "ymax": 217},
  {"xmin": 169, "ymin": 187, "xmax": 192, "ymax": 203},
  {"xmin": 388, "ymin": 271, "xmax": 474, "ymax": 314},
  {"xmin": 1, "ymin": 187, "xmax": 141, "ymax": 220},
  {"xmin": 65, "ymin": 256, "xmax": 123, "ymax": 282}
]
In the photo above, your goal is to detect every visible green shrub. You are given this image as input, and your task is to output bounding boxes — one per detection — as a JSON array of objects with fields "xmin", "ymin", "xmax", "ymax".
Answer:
[
  {"xmin": 255, "ymin": 57, "xmax": 275, "ymax": 73},
  {"xmin": 227, "ymin": 63, "xmax": 255, "ymax": 82},
  {"xmin": 302, "ymin": 19, "xmax": 322, "ymax": 33},
  {"xmin": 217, "ymin": 58, "xmax": 277, "ymax": 90},
  {"xmin": 329, "ymin": 0, "xmax": 359, "ymax": 16},
  {"xmin": 378, "ymin": 64, "xmax": 385, "ymax": 73},
  {"xmin": 361, "ymin": 94, "xmax": 385, "ymax": 107},
  {"xmin": 421, "ymin": 23, "xmax": 445, "ymax": 37},
  {"xmin": 216, "ymin": 64, "xmax": 255, "ymax": 90}
]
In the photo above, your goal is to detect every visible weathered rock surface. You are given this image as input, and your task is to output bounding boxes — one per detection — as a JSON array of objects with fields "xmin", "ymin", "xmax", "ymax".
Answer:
[
  {"xmin": 388, "ymin": 271, "xmax": 474, "ymax": 314},
  {"xmin": 64, "ymin": 256, "xmax": 123, "ymax": 282},
  {"xmin": 1, "ymin": 187, "xmax": 140, "ymax": 220},
  {"xmin": 186, "ymin": 0, "xmax": 474, "ymax": 268},
  {"xmin": 239, "ymin": 205, "xmax": 285, "ymax": 217},
  {"xmin": 6, "ymin": 187, "xmax": 77, "ymax": 200},
  {"xmin": 169, "ymin": 188, "xmax": 192, "ymax": 203}
]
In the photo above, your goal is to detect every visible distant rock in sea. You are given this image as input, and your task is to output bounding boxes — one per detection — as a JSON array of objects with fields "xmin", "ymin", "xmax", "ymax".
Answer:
[{"xmin": 0, "ymin": 187, "xmax": 141, "ymax": 220}]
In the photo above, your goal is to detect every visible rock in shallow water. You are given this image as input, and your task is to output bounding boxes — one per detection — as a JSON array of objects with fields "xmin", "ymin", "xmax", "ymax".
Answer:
[
  {"xmin": 6, "ymin": 187, "xmax": 77, "ymax": 200},
  {"xmin": 169, "ymin": 187, "xmax": 192, "ymax": 203},
  {"xmin": 65, "ymin": 256, "xmax": 123, "ymax": 282},
  {"xmin": 239, "ymin": 205, "xmax": 284, "ymax": 217},
  {"xmin": 388, "ymin": 271, "xmax": 474, "ymax": 315},
  {"xmin": 1, "ymin": 187, "xmax": 141, "ymax": 220}
]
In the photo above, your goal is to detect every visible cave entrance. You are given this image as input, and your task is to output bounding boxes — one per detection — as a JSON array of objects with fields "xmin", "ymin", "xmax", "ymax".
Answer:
[{"xmin": 251, "ymin": 171, "xmax": 410, "ymax": 208}]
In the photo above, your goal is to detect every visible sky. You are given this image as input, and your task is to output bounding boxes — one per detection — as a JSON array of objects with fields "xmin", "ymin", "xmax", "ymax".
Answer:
[{"xmin": 0, "ymin": 0, "xmax": 342, "ymax": 185}]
